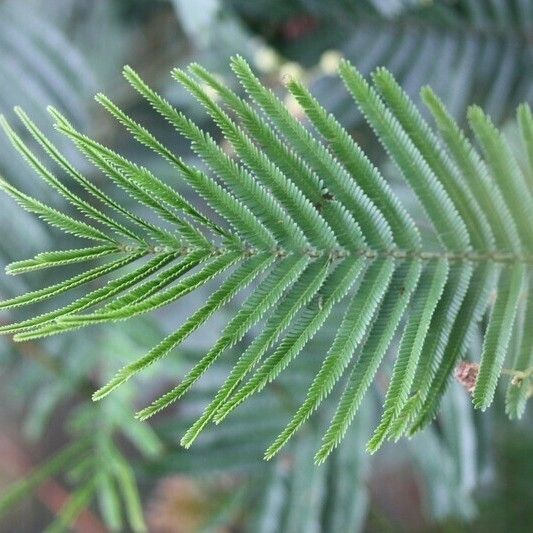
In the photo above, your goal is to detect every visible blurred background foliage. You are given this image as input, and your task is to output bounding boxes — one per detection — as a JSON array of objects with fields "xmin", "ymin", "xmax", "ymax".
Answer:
[{"xmin": 0, "ymin": 0, "xmax": 531, "ymax": 531}]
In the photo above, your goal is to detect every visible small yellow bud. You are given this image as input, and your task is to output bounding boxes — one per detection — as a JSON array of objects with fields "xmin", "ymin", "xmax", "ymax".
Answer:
[
  {"xmin": 254, "ymin": 47, "xmax": 279, "ymax": 73},
  {"xmin": 279, "ymin": 62, "xmax": 304, "ymax": 85},
  {"xmin": 319, "ymin": 50, "xmax": 342, "ymax": 75}
]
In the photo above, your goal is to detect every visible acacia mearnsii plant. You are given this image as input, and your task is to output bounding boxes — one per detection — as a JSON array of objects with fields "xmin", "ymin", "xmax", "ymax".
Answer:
[{"xmin": 0, "ymin": 56, "xmax": 531, "ymax": 464}]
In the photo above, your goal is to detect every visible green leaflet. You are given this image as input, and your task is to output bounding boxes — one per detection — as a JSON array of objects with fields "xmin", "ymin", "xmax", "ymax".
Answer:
[
  {"xmin": 286, "ymin": 78, "xmax": 419, "ymax": 250},
  {"xmin": 137, "ymin": 254, "xmax": 310, "ymax": 423},
  {"xmin": 122, "ymin": 66, "xmax": 275, "ymax": 250},
  {"xmin": 170, "ymin": 69, "xmax": 304, "ymax": 251},
  {"xmin": 51, "ymin": 111, "xmax": 188, "ymax": 249},
  {"xmin": 98, "ymin": 255, "xmax": 195, "ymax": 313},
  {"xmin": 174, "ymin": 68, "xmax": 309, "ymax": 251},
  {"xmin": 266, "ymin": 257, "xmax": 395, "ymax": 458},
  {"xmin": 474, "ymin": 263, "xmax": 527, "ymax": 409},
  {"xmin": 92, "ymin": 252, "xmax": 209, "ymax": 315},
  {"xmin": 6, "ymin": 245, "xmax": 120, "ymax": 275},
  {"xmin": 0, "ymin": 253, "xmax": 146, "ymax": 309},
  {"xmin": 60, "ymin": 250, "xmax": 238, "ymax": 326},
  {"xmin": 13, "ymin": 107, "xmax": 145, "ymax": 245},
  {"xmin": 211, "ymin": 257, "xmax": 332, "ymax": 425},
  {"xmin": 409, "ymin": 261, "xmax": 499, "ymax": 433},
  {"xmin": 316, "ymin": 259, "xmax": 422, "ymax": 463},
  {"xmin": 468, "ymin": 106, "xmax": 533, "ymax": 252},
  {"xmin": 188, "ymin": 64, "xmax": 323, "ymax": 205},
  {"xmin": 92, "ymin": 95, "xmax": 217, "ymax": 234},
  {"xmin": 93, "ymin": 252, "xmax": 275, "ymax": 400},
  {"xmin": 367, "ymin": 258, "xmax": 449, "ymax": 452},
  {"xmin": 1, "ymin": 112, "xmax": 142, "ymax": 246},
  {"xmin": 216, "ymin": 257, "xmax": 366, "ymax": 425},
  {"xmin": 180, "ymin": 257, "xmax": 332, "ymax": 445},
  {"xmin": 371, "ymin": 68, "xmax": 493, "ymax": 251},
  {"xmin": 518, "ymin": 103, "xmax": 533, "ymax": 185},
  {"xmin": 505, "ymin": 277, "xmax": 533, "ymax": 419},
  {"xmin": 232, "ymin": 56, "xmax": 393, "ymax": 251},
  {"xmin": 421, "ymin": 87, "xmax": 521, "ymax": 252},
  {"xmin": 387, "ymin": 262, "xmax": 474, "ymax": 441},
  {"xmin": 188, "ymin": 63, "xmax": 338, "ymax": 250},
  {"xmin": 89, "ymin": 101, "xmax": 229, "ymax": 242},
  {"xmin": 0, "ymin": 175, "xmax": 114, "ymax": 245},
  {"xmin": 340, "ymin": 61, "xmax": 470, "ymax": 252},
  {"xmin": 6, "ymin": 252, "xmax": 171, "ymax": 339},
  {"xmin": 177, "ymin": 254, "xmax": 316, "ymax": 440}
]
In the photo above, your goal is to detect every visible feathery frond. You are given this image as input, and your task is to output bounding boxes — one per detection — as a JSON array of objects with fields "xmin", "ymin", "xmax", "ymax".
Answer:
[{"xmin": 1, "ymin": 58, "xmax": 531, "ymax": 462}]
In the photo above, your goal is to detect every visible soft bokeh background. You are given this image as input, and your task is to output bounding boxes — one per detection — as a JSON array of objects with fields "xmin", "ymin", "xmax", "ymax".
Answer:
[{"xmin": 0, "ymin": 0, "xmax": 531, "ymax": 531}]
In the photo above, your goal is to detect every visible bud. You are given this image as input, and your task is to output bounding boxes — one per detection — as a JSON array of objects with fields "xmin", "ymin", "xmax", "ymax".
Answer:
[{"xmin": 454, "ymin": 361, "xmax": 479, "ymax": 393}]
